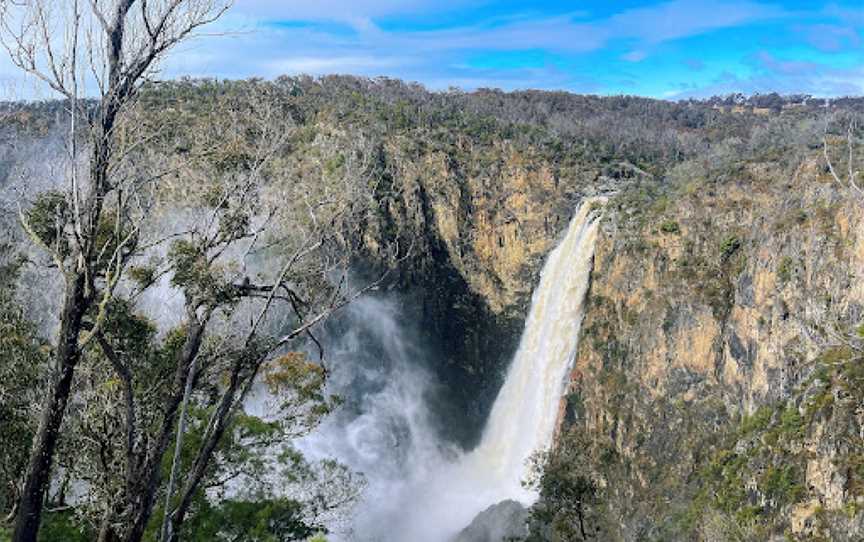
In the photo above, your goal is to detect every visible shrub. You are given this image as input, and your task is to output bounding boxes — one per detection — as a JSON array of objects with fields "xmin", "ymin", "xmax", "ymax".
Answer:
[
  {"xmin": 719, "ymin": 235, "xmax": 741, "ymax": 259},
  {"xmin": 660, "ymin": 220, "xmax": 680, "ymax": 234},
  {"xmin": 777, "ymin": 256, "xmax": 794, "ymax": 284},
  {"xmin": 526, "ymin": 431, "xmax": 602, "ymax": 541},
  {"xmin": 761, "ymin": 465, "xmax": 805, "ymax": 505}
]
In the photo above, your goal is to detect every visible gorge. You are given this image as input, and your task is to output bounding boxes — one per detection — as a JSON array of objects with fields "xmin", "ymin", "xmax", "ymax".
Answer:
[
  {"xmin": 300, "ymin": 198, "xmax": 604, "ymax": 540},
  {"xmin": 1, "ymin": 78, "xmax": 863, "ymax": 542}
]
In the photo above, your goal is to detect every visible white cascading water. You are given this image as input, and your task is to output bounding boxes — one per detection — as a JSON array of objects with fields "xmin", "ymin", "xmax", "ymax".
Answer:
[
  {"xmin": 299, "ymin": 198, "xmax": 603, "ymax": 541},
  {"xmin": 456, "ymin": 196, "xmax": 604, "ymax": 501}
]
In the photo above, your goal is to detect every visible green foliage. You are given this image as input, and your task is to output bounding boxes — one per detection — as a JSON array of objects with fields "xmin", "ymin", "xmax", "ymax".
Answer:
[
  {"xmin": 761, "ymin": 464, "xmax": 805, "ymax": 505},
  {"xmin": 168, "ymin": 238, "xmax": 235, "ymax": 304},
  {"xmin": 92, "ymin": 214, "xmax": 138, "ymax": 275},
  {"xmin": 777, "ymin": 406, "xmax": 805, "ymax": 440},
  {"xmin": 323, "ymin": 153, "xmax": 345, "ymax": 176},
  {"xmin": 681, "ymin": 399, "xmax": 812, "ymax": 537},
  {"xmin": 740, "ymin": 406, "xmax": 773, "ymax": 435},
  {"xmin": 217, "ymin": 208, "xmax": 251, "ymax": 243},
  {"xmin": 128, "ymin": 265, "xmax": 157, "ymax": 288},
  {"xmin": 177, "ymin": 498, "xmax": 318, "ymax": 542},
  {"xmin": 25, "ymin": 190, "xmax": 69, "ymax": 253},
  {"xmin": 0, "ymin": 256, "xmax": 47, "ymax": 516},
  {"xmin": 263, "ymin": 352, "xmax": 339, "ymax": 426},
  {"xmin": 719, "ymin": 235, "xmax": 741, "ymax": 259},
  {"xmin": 37, "ymin": 511, "xmax": 92, "ymax": 542},
  {"xmin": 659, "ymin": 220, "xmax": 680, "ymax": 234},
  {"xmin": 101, "ymin": 298, "xmax": 157, "ymax": 354},
  {"xmin": 777, "ymin": 256, "xmax": 794, "ymax": 284},
  {"xmin": 818, "ymin": 345, "xmax": 855, "ymax": 366},
  {"xmin": 526, "ymin": 431, "xmax": 601, "ymax": 541}
]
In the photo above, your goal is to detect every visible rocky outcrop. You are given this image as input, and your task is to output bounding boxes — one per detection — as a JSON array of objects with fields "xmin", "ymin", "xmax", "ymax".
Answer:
[{"xmin": 455, "ymin": 500, "xmax": 529, "ymax": 542}]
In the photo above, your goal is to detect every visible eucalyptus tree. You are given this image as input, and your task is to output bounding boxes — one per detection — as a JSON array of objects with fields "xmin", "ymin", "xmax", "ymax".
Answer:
[
  {"xmin": 67, "ymin": 82, "xmax": 377, "ymax": 542},
  {"xmin": 823, "ymin": 114, "xmax": 862, "ymax": 196},
  {"xmin": 2, "ymin": 75, "xmax": 380, "ymax": 540},
  {"xmin": 0, "ymin": 2, "xmax": 229, "ymax": 540}
]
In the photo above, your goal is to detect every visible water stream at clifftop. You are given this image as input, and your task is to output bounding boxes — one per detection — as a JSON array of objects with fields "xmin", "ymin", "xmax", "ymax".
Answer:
[{"xmin": 298, "ymin": 199, "xmax": 603, "ymax": 541}]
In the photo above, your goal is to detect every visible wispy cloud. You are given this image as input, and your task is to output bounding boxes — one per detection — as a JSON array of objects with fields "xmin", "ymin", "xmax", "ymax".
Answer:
[
  {"xmin": 235, "ymin": 0, "xmax": 482, "ymax": 25},
  {"xmin": 672, "ymin": 51, "xmax": 864, "ymax": 98},
  {"xmin": 185, "ymin": 0, "xmax": 803, "ymax": 91},
  {"xmin": 12, "ymin": 1, "xmax": 863, "ymax": 99},
  {"xmin": 798, "ymin": 23, "xmax": 861, "ymax": 52},
  {"xmin": 684, "ymin": 58, "xmax": 706, "ymax": 71},
  {"xmin": 623, "ymin": 50, "xmax": 648, "ymax": 62},
  {"xmin": 321, "ymin": 0, "xmax": 791, "ymax": 55},
  {"xmin": 266, "ymin": 55, "xmax": 405, "ymax": 74}
]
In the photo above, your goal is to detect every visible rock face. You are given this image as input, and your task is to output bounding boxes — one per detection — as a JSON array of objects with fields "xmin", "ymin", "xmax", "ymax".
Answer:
[
  {"xmin": 563, "ymin": 155, "xmax": 864, "ymax": 540},
  {"xmin": 346, "ymin": 108, "xmax": 864, "ymax": 538},
  {"xmin": 454, "ymin": 500, "xmax": 529, "ymax": 542},
  {"xmin": 353, "ymin": 136, "xmax": 615, "ymax": 444},
  {"xmin": 376, "ymin": 138, "xmax": 864, "ymax": 538}
]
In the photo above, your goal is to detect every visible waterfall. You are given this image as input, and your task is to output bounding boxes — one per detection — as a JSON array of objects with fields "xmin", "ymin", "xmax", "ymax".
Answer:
[
  {"xmin": 299, "ymin": 198, "xmax": 604, "ymax": 541},
  {"xmin": 460, "ymin": 196, "xmax": 604, "ymax": 502}
]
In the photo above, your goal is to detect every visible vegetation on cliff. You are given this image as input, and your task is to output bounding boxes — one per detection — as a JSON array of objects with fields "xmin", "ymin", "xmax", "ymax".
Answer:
[{"xmin": 566, "ymin": 108, "xmax": 864, "ymax": 540}]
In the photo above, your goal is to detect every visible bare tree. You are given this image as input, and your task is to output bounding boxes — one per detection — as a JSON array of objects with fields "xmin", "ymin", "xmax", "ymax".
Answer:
[
  {"xmin": 823, "ymin": 115, "xmax": 862, "ymax": 195},
  {"xmin": 0, "ymin": 2, "xmax": 230, "ymax": 541}
]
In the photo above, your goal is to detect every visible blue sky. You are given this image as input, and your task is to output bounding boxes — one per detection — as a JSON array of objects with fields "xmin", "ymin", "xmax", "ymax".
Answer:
[{"xmin": 152, "ymin": 1, "xmax": 862, "ymax": 98}]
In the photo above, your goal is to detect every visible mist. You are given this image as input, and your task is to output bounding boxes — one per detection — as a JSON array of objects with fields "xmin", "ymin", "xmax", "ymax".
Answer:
[{"xmin": 298, "ymin": 199, "xmax": 602, "ymax": 541}]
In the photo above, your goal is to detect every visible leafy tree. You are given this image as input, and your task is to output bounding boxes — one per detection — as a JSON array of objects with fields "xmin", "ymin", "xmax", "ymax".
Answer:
[
  {"xmin": 30, "ymin": 85, "xmax": 376, "ymax": 542},
  {"xmin": 525, "ymin": 432, "xmax": 601, "ymax": 541},
  {"xmin": 0, "ymin": 6, "xmax": 382, "ymax": 542}
]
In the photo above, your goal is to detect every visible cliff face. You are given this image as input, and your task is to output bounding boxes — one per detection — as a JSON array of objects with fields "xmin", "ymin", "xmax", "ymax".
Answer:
[
  {"xmin": 564, "ymin": 153, "xmax": 864, "ymax": 540},
  {"xmin": 353, "ymin": 134, "xmax": 613, "ymax": 444},
  {"xmin": 296, "ymin": 84, "xmax": 864, "ymax": 540},
  {"xmin": 371, "ymin": 123, "xmax": 864, "ymax": 538}
]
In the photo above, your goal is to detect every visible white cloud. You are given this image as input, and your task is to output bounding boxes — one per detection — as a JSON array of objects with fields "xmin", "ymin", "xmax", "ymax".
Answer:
[
  {"xmin": 604, "ymin": 0, "xmax": 788, "ymax": 44},
  {"xmin": 232, "ymin": 0, "xmax": 482, "ymax": 24},
  {"xmin": 0, "ymin": 0, "xmax": 852, "ymax": 99},
  {"xmin": 672, "ymin": 61, "xmax": 864, "ymax": 98},
  {"xmin": 267, "ymin": 55, "xmax": 403, "ymax": 74}
]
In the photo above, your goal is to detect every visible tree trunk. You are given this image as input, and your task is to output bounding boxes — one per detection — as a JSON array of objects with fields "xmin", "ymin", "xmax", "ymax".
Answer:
[
  {"xmin": 123, "ymin": 314, "xmax": 208, "ymax": 542},
  {"xmin": 97, "ymin": 503, "xmax": 120, "ymax": 542},
  {"xmin": 13, "ymin": 273, "xmax": 87, "ymax": 542},
  {"xmin": 159, "ymin": 353, "xmax": 199, "ymax": 542},
  {"xmin": 577, "ymin": 501, "xmax": 587, "ymax": 541},
  {"xmin": 168, "ymin": 365, "xmax": 243, "ymax": 542}
]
